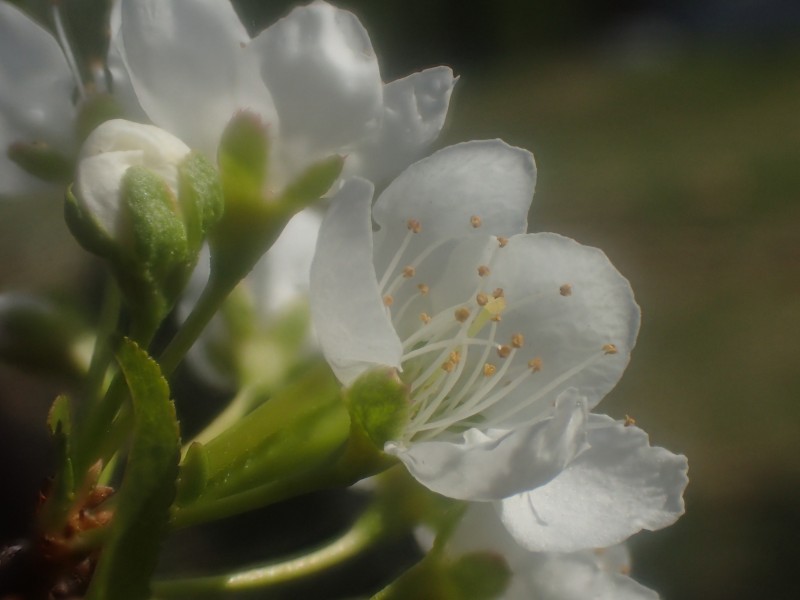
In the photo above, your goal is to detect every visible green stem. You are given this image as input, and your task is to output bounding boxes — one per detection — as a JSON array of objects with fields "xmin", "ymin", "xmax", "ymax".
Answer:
[
  {"xmin": 158, "ymin": 271, "xmax": 236, "ymax": 378},
  {"xmin": 83, "ymin": 279, "xmax": 121, "ymax": 406},
  {"xmin": 153, "ymin": 508, "xmax": 385, "ymax": 597},
  {"xmin": 181, "ymin": 384, "xmax": 263, "ymax": 452}
]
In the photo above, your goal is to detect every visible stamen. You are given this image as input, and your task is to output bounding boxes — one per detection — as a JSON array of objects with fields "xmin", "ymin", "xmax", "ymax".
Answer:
[
  {"xmin": 407, "ymin": 219, "xmax": 422, "ymax": 233},
  {"xmin": 52, "ymin": 1, "xmax": 86, "ymax": 99},
  {"xmin": 528, "ymin": 357, "xmax": 543, "ymax": 372},
  {"xmin": 511, "ymin": 333, "xmax": 524, "ymax": 348},
  {"xmin": 624, "ymin": 415, "xmax": 636, "ymax": 427},
  {"xmin": 470, "ymin": 215, "xmax": 482, "ymax": 228},
  {"xmin": 402, "ymin": 266, "xmax": 415, "ymax": 278},
  {"xmin": 477, "ymin": 265, "xmax": 491, "ymax": 277},
  {"xmin": 417, "ymin": 284, "xmax": 429, "ymax": 295},
  {"xmin": 454, "ymin": 307, "xmax": 471, "ymax": 323},
  {"xmin": 492, "ymin": 288, "xmax": 505, "ymax": 299},
  {"xmin": 420, "ymin": 312, "xmax": 431, "ymax": 324},
  {"xmin": 602, "ymin": 343, "xmax": 619, "ymax": 355},
  {"xmin": 476, "ymin": 293, "xmax": 489, "ymax": 306},
  {"xmin": 483, "ymin": 363, "xmax": 497, "ymax": 376},
  {"xmin": 378, "ymin": 228, "xmax": 415, "ymax": 290},
  {"xmin": 560, "ymin": 284, "xmax": 573, "ymax": 297},
  {"xmin": 383, "ymin": 295, "xmax": 394, "ymax": 307},
  {"xmin": 497, "ymin": 236, "xmax": 509, "ymax": 248},
  {"xmin": 497, "ymin": 345, "xmax": 512, "ymax": 358},
  {"xmin": 441, "ymin": 360, "xmax": 456, "ymax": 373}
]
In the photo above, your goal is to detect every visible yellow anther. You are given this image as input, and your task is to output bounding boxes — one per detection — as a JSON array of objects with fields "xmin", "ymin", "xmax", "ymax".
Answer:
[
  {"xmin": 441, "ymin": 360, "xmax": 456, "ymax": 373},
  {"xmin": 511, "ymin": 333, "xmax": 524, "ymax": 348},
  {"xmin": 402, "ymin": 265, "xmax": 416, "ymax": 278},
  {"xmin": 559, "ymin": 283, "xmax": 573, "ymax": 297},
  {"xmin": 491, "ymin": 314, "xmax": 502, "ymax": 322},
  {"xmin": 483, "ymin": 363, "xmax": 497, "ymax": 376},
  {"xmin": 497, "ymin": 345, "xmax": 512, "ymax": 359},
  {"xmin": 477, "ymin": 265, "xmax": 491, "ymax": 277},
  {"xmin": 407, "ymin": 219, "xmax": 422, "ymax": 233},
  {"xmin": 454, "ymin": 307, "xmax": 471, "ymax": 323},
  {"xmin": 470, "ymin": 215, "xmax": 482, "ymax": 228},
  {"xmin": 476, "ymin": 292, "xmax": 489, "ymax": 306},
  {"xmin": 449, "ymin": 351, "xmax": 461, "ymax": 364},
  {"xmin": 417, "ymin": 283, "xmax": 429, "ymax": 295},
  {"xmin": 528, "ymin": 357, "xmax": 543, "ymax": 372},
  {"xmin": 492, "ymin": 287, "xmax": 505, "ymax": 299},
  {"xmin": 624, "ymin": 415, "xmax": 636, "ymax": 427},
  {"xmin": 383, "ymin": 295, "xmax": 394, "ymax": 307},
  {"xmin": 497, "ymin": 236, "xmax": 509, "ymax": 248},
  {"xmin": 420, "ymin": 312, "xmax": 432, "ymax": 324},
  {"xmin": 602, "ymin": 343, "xmax": 619, "ymax": 355}
]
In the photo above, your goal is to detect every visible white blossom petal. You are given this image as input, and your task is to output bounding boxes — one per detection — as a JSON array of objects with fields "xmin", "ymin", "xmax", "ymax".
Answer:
[
  {"xmin": 253, "ymin": 0, "xmax": 383, "ymax": 175},
  {"xmin": 0, "ymin": 1, "xmax": 74, "ymax": 195},
  {"xmin": 385, "ymin": 389, "xmax": 590, "ymax": 501},
  {"xmin": 310, "ymin": 177, "xmax": 402, "ymax": 384},
  {"xmin": 347, "ymin": 66, "xmax": 457, "ymax": 183},
  {"xmin": 498, "ymin": 414, "xmax": 688, "ymax": 552},
  {"xmin": 372, "ymin": 140, "xmax": 535, "ymax": 276},
  {"xmin": 115, "ymin": 0, "xmax": 277, "ymax": 156}
]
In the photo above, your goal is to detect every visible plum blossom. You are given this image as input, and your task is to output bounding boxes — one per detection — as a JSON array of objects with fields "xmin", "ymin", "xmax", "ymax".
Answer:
[
  {"xmin": 444, "ymin": 503, "xmax": 660, "ymax": 600},
  {"xmin": 0, "ymin": 1, "xmax": 76, "ymax": 196},
  {"xmin": 310, "ymin": 140, "xmax": 688, "ymax": 551},
  {"xmin": 109, "ymin": 0, "xmax": 456, "ymax": 188}
]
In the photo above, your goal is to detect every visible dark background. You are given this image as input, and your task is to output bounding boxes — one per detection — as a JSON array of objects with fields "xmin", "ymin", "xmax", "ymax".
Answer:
[{"xmin": 2, "ymin": 1, "xmax": 800, "ymax": 598}]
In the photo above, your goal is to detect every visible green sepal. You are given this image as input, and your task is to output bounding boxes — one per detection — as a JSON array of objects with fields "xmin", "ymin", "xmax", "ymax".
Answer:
[
  {"xmin": 75, "ymin": 94, "xmax": 124, "ymax": 144},
  {"xmin": 197, "ymin": 361, "xmax": 347, "ymax": 500},
  {"xmin": 175, "ymin": 442, "xmax": 209, "ymax": 507},
  {"xmin": 86, "ymin": 339, "xmax": 180, "ymax": 600},
  {"xmin": 7, "ymin": 140, "xmax": 74, "ymax": 183},
  {"xmin": 64, "ymin": 185, "xmax": 115, "ymax": 257},
  {"xmin": 39, "ymin": 394, "xmax": 75, "ymax": 531},
  {"xmin": 345, "ymin": 368, "xmax": 409, "ymax": 449},
  {"xmin": 177, "ymin": 152, "xmax": 224, "ymax": 253},
  {"xmin": 218, "ymin": 111, "xmax": 270, "ymax": 205},
  {"xmin": 278, "ymin": 153, "xmax": 344, "ymax": 211}
]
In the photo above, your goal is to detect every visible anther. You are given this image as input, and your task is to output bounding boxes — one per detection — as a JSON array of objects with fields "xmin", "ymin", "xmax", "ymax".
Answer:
[
  {"xmin": 483, "ymin": 363, "xmax": 497, "ymax": 376},
  {"xmin": 511, "ymin": 333, "xmax": 524, "ymax": 348},
  {"xmin": 624, "ymin": 415, "xmax": 636, "ymax": 427},
  {"xmin": 528, "ymin": 357, "xmax": 543, "ymax": 372},
  {"xmin": 449, "ymin": 351, "xmax": 461, "ymax": 364},
  {"xmin": 497, "ymin": 236, "xmax": 509, "ymax": 248},
  {"xmin": 441, "ymin": 360, "xmax": 455, "ymax": 373},
  {"xmin": 383, "ymin": 295, "xmax": 394, "ymax": 307},
  {"xmin": 491, "ymin": 314, "xmax": 502, "ymax": 322},
  {"xmin": 602, "ymin": 343, "xmax": 619, "ymax": 355},
  {"xmin": 420, "ymin": 312, "xmax": 432, "ymax": 324},
  {"xmin": 559, "ymin": 284, "xmax": 573, "ymax": 297},
  {"xmin": 417, "ymin": 283, "xmax": 429, "ymax": 295},
  {"xmin": 492, "ymin": 288, "xmax": 505, "ymax": 299},
  {"xmin": 407, "ymin": 219, "xmax": 422, "ymax": 233},
  {"xmin": 454, "ymin": 307, "xmax": 471, "ymax": 323},
  {"xmin": 402, "ymin": 266, "xmax": 416, "ymax": 278},
  {"xmin": 497, "ymin": 345, "xmax": 512, "ymax": 358},
  {"xmin": 476, "ymin": 292, "xmax": 489, "ymax": 306},
  {"xmin": 470, "ymin": 215, "xmax": 482, "ymax": 228},
  {"xmin": 477, "ymin": 265, "xmax": 491, "ymax": 277}
]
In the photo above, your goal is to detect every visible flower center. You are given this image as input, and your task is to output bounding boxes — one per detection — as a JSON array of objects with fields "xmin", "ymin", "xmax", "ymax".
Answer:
[{"xmin": 376, "ymin": 216, "xmax": 619, "ymax": 443}]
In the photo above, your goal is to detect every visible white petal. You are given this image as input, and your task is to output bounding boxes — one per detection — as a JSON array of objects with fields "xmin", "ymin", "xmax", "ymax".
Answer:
[
  {"xmin": 116, "ymin": 0, "xmax": 276, "ymax": 156},
  {"xmin": 253, "ymin": 1, "xmax": 382, "ymax": 175},
  {"xmin": 249, "ymin": 209, "xmax": 323, "ymax": 317},
  {"xmin": 346, "ymin": 66, "xmax": 457, "ymax": 183},
  {"xmin": 310, "ymin": 177, "xmax": 402, "ymax": 385},
  {"xmin": 386, "ymin": 390, "xmax": 589, "ymax": 501},
  {"xmin": 498, "ymin": 414, "xmax": 688, "ymax": 552},
  {"xmin": 372, "ymin": 140, "xmax": 535, "ymax": 277},
  {"xmin": 0, "ymin": 1, "xmax": 75, "ymax": 195},
  {"xmin": 476, "ymin": 232, "xmax": 640, "ymax": 424}
]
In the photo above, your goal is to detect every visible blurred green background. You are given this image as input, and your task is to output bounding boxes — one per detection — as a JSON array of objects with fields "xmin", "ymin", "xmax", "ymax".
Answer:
[{"xmin": 2, "ymin": 0, "xmax": 799, "ymax": 598}]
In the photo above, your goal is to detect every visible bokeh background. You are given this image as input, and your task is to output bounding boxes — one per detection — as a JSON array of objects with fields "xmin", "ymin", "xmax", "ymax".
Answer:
[{"xmin": 2, "ymin": 0, "xmax": 799, "ymax": 598}]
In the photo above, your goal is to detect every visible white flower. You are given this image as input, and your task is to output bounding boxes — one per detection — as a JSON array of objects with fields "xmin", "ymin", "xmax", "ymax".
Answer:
[
  {"xmin": 445, "ymin": 503, "xmax": 660, "ymax": 600},
  {"xmin": 0, "ymin": 1, "xmax": 75, "ymax": 196},
  {"xmin": 75, "ymin": 119, "xmax": 190, "ymax": 244},
  {"xmin": 110, "ymin": 0, "xmax": 456, "ymax": 187},
  {"xmin": 311, "ymin": 140, "xmax": 688, "ymax": 551}
]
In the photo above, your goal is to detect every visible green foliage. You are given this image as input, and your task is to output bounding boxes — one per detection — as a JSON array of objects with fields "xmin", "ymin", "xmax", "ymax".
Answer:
[
  {"xmin": 280, "ymin": 153, "xmax": 345, "ymax": 210},
  {"xmin": 86, "ymin": 339, "xmax": 180, "ymax": 600},
  {"xmin": 218, "ymin": 110, "xmax": 270, "ymax": 205},
  {"xmin": 178, "ymin": 151, "xmax": 224, "ymax": 253},
  {"xmin": 40, "ymin": 395, "xmax": 75, "ymax": 531},
  {"xmin": 346, "ymin": 368, "xmax": 409, "ymax": 449}
]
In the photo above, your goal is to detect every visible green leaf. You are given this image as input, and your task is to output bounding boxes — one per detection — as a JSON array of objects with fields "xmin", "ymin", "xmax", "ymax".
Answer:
[
  {"xmin": 175, "ymin": 442, "xmax": 209, "ymax": 507},
  {"xmin": 86, "ymin": 339, "xmax": 180, "ymax": 600},
  {"xmin": 40, "ymin": 395, "xmax": 75, "ymax": 530}
]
